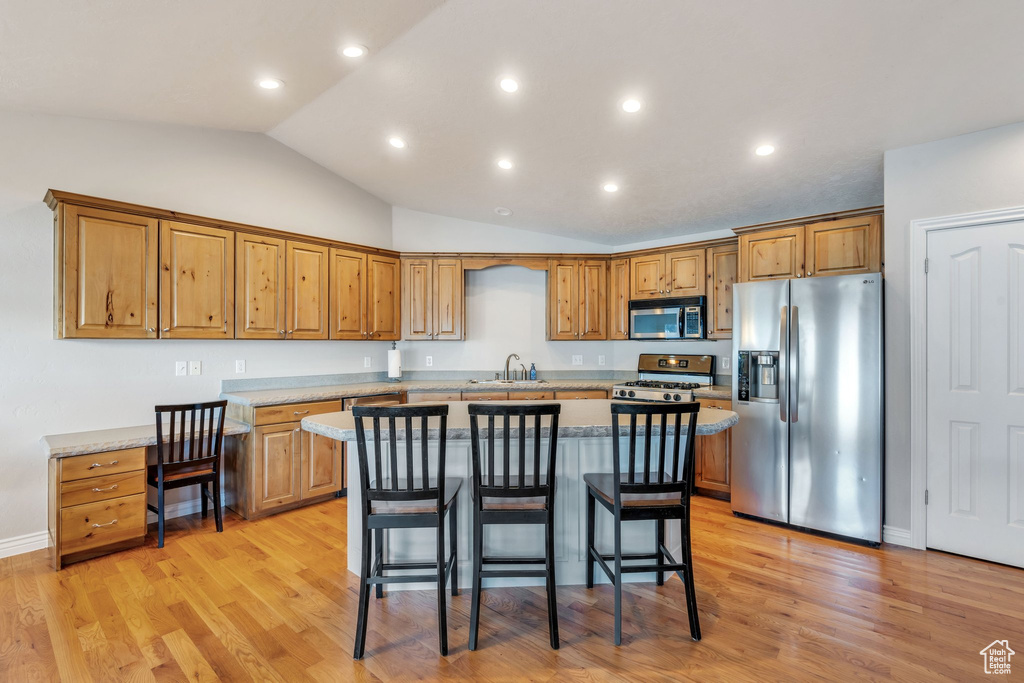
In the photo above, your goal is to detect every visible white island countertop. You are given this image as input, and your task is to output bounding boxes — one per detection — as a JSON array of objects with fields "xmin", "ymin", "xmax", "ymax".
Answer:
[{"xmin": 302, "ymin": 399, "xmax": 737, "ymax": 442}]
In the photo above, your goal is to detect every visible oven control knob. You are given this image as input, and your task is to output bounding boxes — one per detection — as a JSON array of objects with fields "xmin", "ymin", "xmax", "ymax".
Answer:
[
  {"xmin": 663, "ymin": 393, "xmax": 671, "ymax": 401},
  {"xmin": 673, "ymin": 394, "xmax": 682, "ymax": 401},
  {"xmin": 628, "ymin": 390, "xmax": 635, "ymax": 398}
]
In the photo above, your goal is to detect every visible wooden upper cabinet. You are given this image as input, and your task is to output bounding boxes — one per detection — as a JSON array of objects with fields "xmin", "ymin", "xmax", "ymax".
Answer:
[
  {"xmin": 630, "ymin": 254, "xmax": 665, "ymax": 299},
  {"xmin": 804, "ymin": 215, "xmax": 881, "ymax": 278},
  {"xmin": 738, "ymin": 226, "xmax": 805, "ymax": 282},
  {"xmin": 160, "ymin": 221, "xmax": 234, "ymax": 339},
  {"xmin": 706, "ymin": 243, "xmax": 738, "ymax": 339},
  {"xmin": 548, "ymin": 260, "xmax": 578, "ymax": 340},
  {"xmin": 367, "ymin": 254, "xmax": 401, "ymax": 340},
  {"xmin": 608, "ymin": 258, "xmax": 630, "ymax": 340},
  {"xmin": 666, "ymin": 249, "xmax": 706, "ymax": 296},
  {"xmin": 286, "ymin": 241, "xmax": 329, "ymax": 339},
  {"xmin": 235, "ymin": 233, "xmax": 285, "ymax": 339},
  {"xmin": 329, "ymin": 248, "xmax": 366, "ymax": 340},
  {"xmin": 403, "ymin": 258, "xmax": 433, "ymax": 340},
  {"xmin": 578, "ymin": 260, "xmax": 608, "ymax": 340},
  {"xmin": 57, "ymin": 205, "xmax": 158, "ymax": 339},
  {"xmin": 433, "ymin": 259, "xmax": 464, "ymax": 340}
]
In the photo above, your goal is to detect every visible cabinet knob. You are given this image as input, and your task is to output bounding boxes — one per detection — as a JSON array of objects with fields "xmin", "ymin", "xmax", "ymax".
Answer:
[
  {"xmin": 807, "ymin": 271, "xmax": 812, "ymax": 277},
  {"xmin": 147, "ymin": 327, "xmax": 155, "ymax": 333},
  {"xmin": 796, "ymin": 273, "xmax": 802, "ymax": 278},
  {"xmin": 278, "ymin": 329, "xmax": 285, "ymax": 335},
  {"xmin": 287, "ymin": 330, "xmax": 294, "ymax": 334},
  {"xmin": 162, "ymin": 328, "xmax": 170, "ymax": 332}
]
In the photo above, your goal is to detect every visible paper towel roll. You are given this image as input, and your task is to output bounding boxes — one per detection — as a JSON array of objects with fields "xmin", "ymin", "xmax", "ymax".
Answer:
[{"xmin": 387, "ymin": 347, "xmax": 402, "ymax": 379}]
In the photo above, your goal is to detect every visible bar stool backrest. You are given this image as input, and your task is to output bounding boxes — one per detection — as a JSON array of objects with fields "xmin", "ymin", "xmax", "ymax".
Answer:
[
  {"xmin": 468, "ymin": 403, "xmax": 561, "ymax": 505},
  {"xmin": 610, "ymin": 402, "xmax": 700, "ymax": 504}
]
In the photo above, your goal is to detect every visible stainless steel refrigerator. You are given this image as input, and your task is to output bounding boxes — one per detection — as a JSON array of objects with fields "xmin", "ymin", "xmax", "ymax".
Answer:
[{"xmin": 731, "ymin": 272, "xmax": 883, "ymax": 544}]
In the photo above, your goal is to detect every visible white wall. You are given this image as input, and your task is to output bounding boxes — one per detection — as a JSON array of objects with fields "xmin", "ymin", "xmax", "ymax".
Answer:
[
  {"xmin": 0, "ymin": 111, "xmax": 395, "ymax": 547},
  {"xmin": 883, "ymin": 120, "xmax": 1024, "ymax": 531}
]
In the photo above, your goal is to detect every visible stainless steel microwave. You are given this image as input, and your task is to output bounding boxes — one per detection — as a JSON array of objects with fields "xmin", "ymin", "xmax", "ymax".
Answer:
[{"xmin": 628, "ymin": 296, "xmax": 706, "ymax": 340}]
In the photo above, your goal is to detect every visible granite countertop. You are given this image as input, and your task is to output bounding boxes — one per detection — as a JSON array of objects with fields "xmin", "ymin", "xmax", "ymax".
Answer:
[
  {"xmin": 221, "ymin": 380, "xmax": 732, "ymax": 406},
  {"xmin": 302, "ymin": 399, "xmax": 738, "ymax": 442},
  {"xmin": 41, "ymin": 418, "xmax": 251, "ymax": 458}
]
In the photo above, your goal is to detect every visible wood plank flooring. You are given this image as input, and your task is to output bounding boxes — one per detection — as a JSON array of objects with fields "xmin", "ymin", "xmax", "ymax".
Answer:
[{"xmin": 3, "ymin": 496, "xmax": 1023, "ymax": 681}]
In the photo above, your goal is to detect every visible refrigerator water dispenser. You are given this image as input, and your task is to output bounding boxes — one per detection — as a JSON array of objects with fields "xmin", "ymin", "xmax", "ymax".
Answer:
[{"xmin": 737, "ymin": 350, "xmax": 779, "ymax": 402}]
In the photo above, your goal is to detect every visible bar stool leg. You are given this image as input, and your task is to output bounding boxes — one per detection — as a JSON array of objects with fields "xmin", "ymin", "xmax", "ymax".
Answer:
[
  {"xmin": 157, "ymin": 483, "xmax": 166, "ymax": 549},
  {"xmin": 436, "ymin": 514, "xmax": 449, "ymax": 656},
  {"xmin": 449, "ymin": 502, "xmax": 459, "ymax": 597},
  {"xmin": 585, "ymin": 491, "xmax": 596, "ymax": 589},
  {"xmin": 545, "ymin": 509, "xmax": 559, "ymax": 649},
  {"xmin": 613, "ymin": 513, "xmax": 623, "ymax": 646},
  {"xmin": 681, "ymin": 515, "xmax": 701, "ymax": 641},
  {"xmin": 469, "ymin": 507, "xmax": 483, "ymax": 651},
  {"xmin": 201, "ymin": 482, "xmax": 209, "ymax": 519},
  {"xmin": 212, "ymin": 476, "xmax": 224, "ymax": 533},
  {"xmin": 655, "ymin": 519, "xmax": 665, "ymax": 587},
  {"xmin": 354, "ymin": 522, "xmax": 372, "ymax": 659},
  {"xmin": 373, "ymin": 529, "xmax": 384, "ymax": 599}
]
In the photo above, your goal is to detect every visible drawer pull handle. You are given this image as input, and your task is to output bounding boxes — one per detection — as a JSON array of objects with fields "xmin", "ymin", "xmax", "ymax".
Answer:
[
  {"xmin": 293, "ymin": 410, "xmax": 310, "ymax": 416},
  {"xmin": 91, "ymin": 519, "xmax": 118, "ymax": 528},
  {"xmin": 89, "ymin": 460, "xmax": 119, "ymax": 469},
  {"xmin": 91, "ymin": 484, "xmax": 119, "ymax": 492}
]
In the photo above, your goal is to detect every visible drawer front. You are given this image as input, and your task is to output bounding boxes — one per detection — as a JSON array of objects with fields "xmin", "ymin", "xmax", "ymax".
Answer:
[
  {"xmin": 406, "ymin": 392, "xmax": 461, "ymax": 403},
  {"xmin": 60, "ymin": 493, "xmax": 146, "ymax": 555},
  {"xmin": 254, "ymin": 400, "xmax": 342, "ymax": 426},
  {"xmin": 554, "ymin": 390, "xmax": 608, "ymax": 400},
  {"xmin": 60, "ymin": 448, "xmax": 146, "ymax": 482},
  {"xmin": 463, "ymin": 391, "xmax": 508, "ymax": 401},
  {"xmin": 699, "ymin": 398, "xmax": 732, "ymax": 411},
  {"xmin": 508, "ymin": 391, "xmax": 554, "ymax": 401},
  {"xmin": 61, "ymin": 470, "xmax": 146, "ymax": 508}
]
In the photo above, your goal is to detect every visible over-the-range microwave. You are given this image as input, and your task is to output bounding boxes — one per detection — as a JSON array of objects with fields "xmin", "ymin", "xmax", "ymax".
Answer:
[{"xmin": 628, "ymin": 296, "xmax": 706, "ymax": 340}]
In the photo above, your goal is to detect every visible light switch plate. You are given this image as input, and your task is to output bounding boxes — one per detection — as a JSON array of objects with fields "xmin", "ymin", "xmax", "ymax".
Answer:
[
  {"xmin": 188, "ymin": 360, "xmax": 202, "ymax": 376},
  {"xmin": 364, "ymin": 356, "xmax": 372, "ymax": 368},
  {"xmin": 721, "ymin": 356, "xmax": 730, "ymax": 370},
  {"xmin": 571, "ymin": 355, "xmax": 583, "ymax": 366},
  {"xmin": 235, "ymin": 360, "xmax": 246, "ymax": 373},
  {"xmin": 597, "ymin": 355, "xmax": 606, "ymax": 366},
  {"xmin": 425, "ymin": 355, "xmax": 433, "ymax": 367},
  {"xmin": 175, "ymin": 361, "xmax": 187, "ymax": 377}
]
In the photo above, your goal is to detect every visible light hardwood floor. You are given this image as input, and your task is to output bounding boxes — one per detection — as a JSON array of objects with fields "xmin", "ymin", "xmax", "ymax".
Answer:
[{"xmin": 3, "ymin": 496, "xmax": 1023, "ymax": 681}]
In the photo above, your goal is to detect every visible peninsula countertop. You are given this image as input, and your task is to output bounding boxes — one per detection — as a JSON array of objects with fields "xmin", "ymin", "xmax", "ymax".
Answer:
[
  {"xmin": 222, "ymin": 380, "xmax": 732, "ymax": 407},
  {"xmin": 302, "ymin": 399, "xmax": 738, "ymax": 442}
]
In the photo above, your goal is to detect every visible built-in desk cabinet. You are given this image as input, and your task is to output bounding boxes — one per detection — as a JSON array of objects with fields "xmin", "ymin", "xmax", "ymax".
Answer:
[{"xmin": 49, "ymin": 448, "xmax": 148, "ymax": 569}]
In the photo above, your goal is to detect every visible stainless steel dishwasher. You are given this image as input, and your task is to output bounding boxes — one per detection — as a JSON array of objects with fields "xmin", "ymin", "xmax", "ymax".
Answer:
[{"xmin": 339, "ymin": 393, "xmax": 405, "ymax": 496}]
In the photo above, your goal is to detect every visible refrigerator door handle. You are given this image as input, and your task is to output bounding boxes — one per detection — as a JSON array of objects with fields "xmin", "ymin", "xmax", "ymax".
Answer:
[
  {"xmin": 779, "ymin": 306, "xmax": 788, "ymax": 422},
  {"xmin": 790, "ymin": 305, "xmax": 799, "ymax": 423}
]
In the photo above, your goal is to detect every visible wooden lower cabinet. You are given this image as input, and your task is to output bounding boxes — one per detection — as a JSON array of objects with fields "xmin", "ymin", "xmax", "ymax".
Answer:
[
  {"xmin": 227, "ymin": 400, "xmax": 344, "ymax": 519},
  {"xmin": 508, "ymin": 391, "xmax": 554, "ymax": 400},
  {"xmin": 49, "ymin": 448, "xmax": 148, "ymax": 569},
  {"xmin": 406, "ymin": 391, "xmax": 462, "ymax": 403},
  {"xmin": 554, "ymin": 390, "xmax": 608, "ymax": 400},
  {"xmin": 695, "ymin": 399, "xmax": 731, "ymax": 497}
]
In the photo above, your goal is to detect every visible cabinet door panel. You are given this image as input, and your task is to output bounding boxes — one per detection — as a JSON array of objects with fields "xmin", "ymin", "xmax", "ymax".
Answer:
[
  {"xmin": 608, "ymin": 258, "xmax": 630, "ymax": 340},
  {"xmin": 329, "ymin": 248, "xmax": 366, "ymax": 340},
  {"xmin": 367, "ymin": 254, "xmax": 401, "ymax": 340},
  {"xmin": 433, "ymin": 259, "xmax": 464, "ymax": 340},
  {"xmin": 630, "ymin": 254, "xmax": 665, "ymax": 299},
  {"xmin": 301, "ymin": 431, "xmax": 341, "ymax": 499},
  {"xmin": 235, "ymin": 233, "xmax": 285, "ymax": 339},
  {"xmin": 805, "ymin": 215, "xmax": 881, "ymax": 277},
  {"xmin": 160, "ymin": 221, "xmax": 234, "ymax": 338},
  {"xmin": 696, "ymin": 399, "xmax": 731, "ymax": 493},
  {"xmin": 547, "ymin": 260, "xmax": 578, "ymax": 340},
  {"xmin": 738, "ymin": 226, "xmax": 804, "ymax": 282},
  {"xmin": 402, "ymin": 258, "xmax": 433, "ymax": 339},
  {"xmin": 287, "ymin": 241, "xmax": 329, "ymax": 339},
  {"xmin": 667, "ymin": 249, "xmax": 706, "ymax": 295},
  {"xmin": 579, "ymin": 260, "xmax": 608, "ymax": 340},
  {"xmin": 706, "ymin": 244, "xmax": 738, "ymax": 339},
  {"xmin": 62, "ymin": 206, "xmax": 158, "ymax": 338},
  {"xmin": 254, "ymin": 424, "xmax": 301, "ymax": 512}
]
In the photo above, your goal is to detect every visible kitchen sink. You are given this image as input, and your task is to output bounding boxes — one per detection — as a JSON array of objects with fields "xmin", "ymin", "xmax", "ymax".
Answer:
[{"xmin": 468, "ymin": 379, "xmax": 548, "ymax": 385}]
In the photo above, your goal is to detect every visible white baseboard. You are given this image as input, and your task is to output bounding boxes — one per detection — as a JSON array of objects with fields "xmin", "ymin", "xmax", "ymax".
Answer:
[
  {"xmin": 883, "ymin": 524, "xmax": 913, "ymax": 547},
  {"xmin": 0, "ymin": 496, "xmax": 221, "ymax": 561}
]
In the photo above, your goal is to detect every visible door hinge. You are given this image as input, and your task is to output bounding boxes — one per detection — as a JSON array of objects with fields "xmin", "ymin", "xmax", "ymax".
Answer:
[
  {"xmin": 924, "ymin": 258, "xmax": 929, "ymax": 274},
  {"xmin": 925, "ymin": 489, "xmax": 929, "ymax": 505}
]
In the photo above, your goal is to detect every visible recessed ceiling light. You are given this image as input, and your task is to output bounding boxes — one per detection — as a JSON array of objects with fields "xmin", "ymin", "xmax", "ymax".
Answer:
[
  {"xmin": 621, "ymin": 98, "xmax": 642, "ymax": 113},
  {"xmin": 499, "ymin": 77, "xmax": 519, "ymax": 93},
  {"xmin": 340, "ymin": 45, "xmax": 367, "ymax": 58},
  {"xmin": 257, "ymin": 78, "xmax": 283, "ymax": 90},
  {"xmin": 603, "ymin": 183, "xmax": 619, "ymax": 193},
  {"xmin": 496, "ymin": 158, "xmax": 514, "ymax": 170},
  {"xmin": 388, "ymin": 136, "xmax": 406, "ymax": 149},
  {"xmin": 494, "ymin": 207, "xmax": 513, "ymax": 216},
  {"xmin": 755, "ymin": 144, "xmax": 775, "ymax": 156}
]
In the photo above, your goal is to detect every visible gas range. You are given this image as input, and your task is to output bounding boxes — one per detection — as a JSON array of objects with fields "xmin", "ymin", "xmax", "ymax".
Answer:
[{"xmin": 612, "ymin": 353, "xmax": 715, "ymax": 403}]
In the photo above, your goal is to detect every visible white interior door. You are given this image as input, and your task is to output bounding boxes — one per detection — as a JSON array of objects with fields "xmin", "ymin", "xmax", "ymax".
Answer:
[{"xmin": 926, "ymin": 222, "xmax": 1024, "ymax": 567}]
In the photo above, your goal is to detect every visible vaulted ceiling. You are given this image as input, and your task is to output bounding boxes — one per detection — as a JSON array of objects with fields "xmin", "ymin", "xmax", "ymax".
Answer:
[{"xmin": 4, "ymin": 0, "xmax": 1024, "ymax": 244}]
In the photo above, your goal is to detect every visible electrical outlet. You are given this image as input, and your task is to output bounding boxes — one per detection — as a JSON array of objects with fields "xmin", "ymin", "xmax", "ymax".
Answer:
[
  {"xmin": 571, "ymin": 354, "xmax": 583, "ymax": 366},
  {"xmin": 425, "ymin": 355, "xmax": 433, "ymax": 367},
  {"xmin": 597, "ymin": 355, "xmax": 606, "ymax": 366},
  {"xmin": 235, "ymin": 360, "xmax": 246, "ymax": 373},
  {"xmin": 721, "ymin": 356, "xmax": 730, "ymax": 370},
  {"xmin": 175, "ymin": 361, "xmax": 187, "ymax": 377},
  {"xmin": 188, "ymin": 360, "xmax": 202, "ymax": 376},
  {"xmin": 364, "ymin": 356, "xmax": 372, "ymax": 368}
]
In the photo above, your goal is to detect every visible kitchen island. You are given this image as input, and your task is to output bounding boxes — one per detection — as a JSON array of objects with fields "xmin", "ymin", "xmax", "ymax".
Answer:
[{"xmin": 303, "ymin": 399, "xmax": 737, "ymax": 589}]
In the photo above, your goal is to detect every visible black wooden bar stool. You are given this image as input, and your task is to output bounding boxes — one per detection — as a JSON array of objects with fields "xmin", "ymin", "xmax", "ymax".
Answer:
[
  {"xmin": 584, "ymin": 401, "xmax": 701, "ymax": 645},
  {"xmin": 467, "ymin": 402, "xmax": 561, "ymax": 650},
  {"xmin": 350, "ymin": 404, "xmax": 460, "ymax": 659}
]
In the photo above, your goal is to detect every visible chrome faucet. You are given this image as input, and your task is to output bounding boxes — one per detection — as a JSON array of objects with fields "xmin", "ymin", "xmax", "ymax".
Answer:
[{"xmin": 504, "ymin": 353, "xmax": 520, "ymax": 380}]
